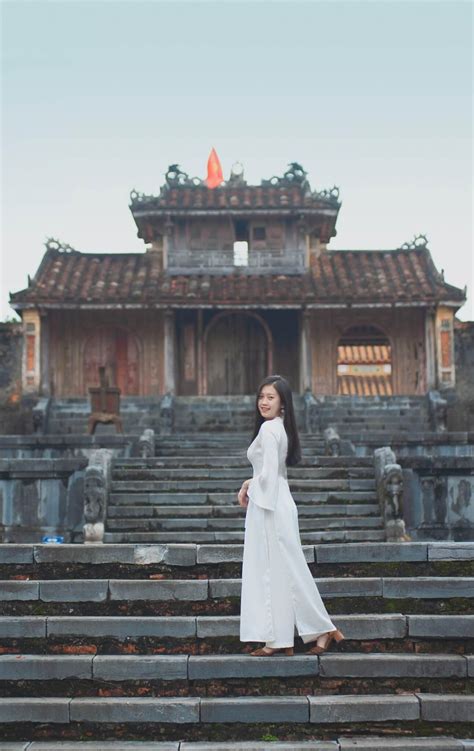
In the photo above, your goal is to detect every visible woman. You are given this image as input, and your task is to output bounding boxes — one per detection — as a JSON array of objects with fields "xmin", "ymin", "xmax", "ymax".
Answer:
[{"xmin": 238, "ymin": 375, "xmax": 345, "ymax": 656}]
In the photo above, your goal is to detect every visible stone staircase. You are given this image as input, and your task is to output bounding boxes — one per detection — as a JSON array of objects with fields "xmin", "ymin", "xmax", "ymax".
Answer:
[
  {"xmin": 0, "ymin": 541, "xmax": 473, "ymax": 747},
  {"xmin": 103, "ymin": 433, "xmax": 385, "ymax": 545},
  {"xmin": 314, "ymin": 396, "xmax": 430, "ymax": 436},
  {"xmin": 46, "ymin": 397, "xmax": 163, "ymax": 435}
]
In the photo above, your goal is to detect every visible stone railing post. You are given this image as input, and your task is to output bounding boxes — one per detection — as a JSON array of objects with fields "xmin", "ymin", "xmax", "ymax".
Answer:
[
  {"xmin": 83, "ymin": 449, "xmax": 112, "ymax": 544},
  {"xmin": 138, "ymin": 428, "xmax": 155, "ymax": 458},
  {"xmin": 159, "ymin": 391, "xmax": 174, "ymax": 435},
  {"xmin": 303, "ymin": 389, "xmax": 319, "ymax": 433},
  {"xmin": 374, "ymin": 446, "xmax": 410, "ymax": 542},
  {"xmin": 32, "ymin": 397, "xmax": 52, "ymax": 434},
  {"xmin": 324, "ymin": 426, "xmax": 341, "ymax": 457},
  {"xmin": 427, "ymin": 390, "xmax": 448, "ymax": 432}
]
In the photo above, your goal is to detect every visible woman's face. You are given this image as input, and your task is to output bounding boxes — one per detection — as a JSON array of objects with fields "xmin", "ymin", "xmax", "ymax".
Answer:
[{"xmin": 258, "ymin": 384, "xmax": 282, "ymax": 420}]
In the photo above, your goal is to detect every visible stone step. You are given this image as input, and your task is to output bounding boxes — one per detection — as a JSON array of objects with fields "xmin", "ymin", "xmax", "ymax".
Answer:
[
  {"xmin": 105, "ymin": 517, "xmax": 384, "ymax": 532},
  {"xmin": 112, "ymin": 467, "xmax": 376, "ymax": 480},
  {"xmin": 109, "ymin": 491, "xmax": 380, "ymax": 506},
  {"xmin": 1, "ymin": 739, "xmax": 470, "ymax": 751},
  {"xmin": 102, "ymin": 529, "xmax": 387, "ymax": 544},
  {"xmin": 107, "ymin": 503, "xmax": 381, "ymax": 519},
  {"xmin": 2, "ymin": 577, "xmax": 472, "ymax": 605},
  {"xmin": 1, "ymin": 613, "xmax": 473, "ymax": 645},
  {"xmin": 0, "ymin": 693, "xmax": 472, "ymax": 726},
  {"xmin": 3, "ymin": 542, "xmax": 470, "ymax": 566},
  {"xmin": 1, "ymin": 652, "xmax": 471, "ymax": 683},
  {"xmin": 110, "ymin": 479, "xmax": 376, "ymax": 493},
  {"xmin": 114, "ymin": 456, "xmax": 375, "ymax": 468}
]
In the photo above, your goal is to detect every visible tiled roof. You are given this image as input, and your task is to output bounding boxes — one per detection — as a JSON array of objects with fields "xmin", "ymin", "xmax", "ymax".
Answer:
[
  {"xmin": 338, "ymin": 345, "xmax": 391, "ymax": 364},
  {"xmin": 10, "ymin": 246, "xmax": 465, "ymax": 309}
]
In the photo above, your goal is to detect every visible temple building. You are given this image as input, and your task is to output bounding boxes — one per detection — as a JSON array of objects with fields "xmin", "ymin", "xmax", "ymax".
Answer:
[{"xmin": 10, "ymin": 161, "xmax": 466, "ymax": 399}]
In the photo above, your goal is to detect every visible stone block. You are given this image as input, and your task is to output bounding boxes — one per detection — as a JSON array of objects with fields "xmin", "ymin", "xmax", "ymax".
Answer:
[
  {"xmin": 0, "ymin": 545, "xmax": 34, "ymax": 564},
  {"xmin": 0, "ymin": 655, "xmax": 93, "ymax": 680},
  {"xmin": 33, "ymin": 545, "xmax": 136, "ymax": 565},
  {"xmin": 309, "ymin": 694, "xmax": 419, "ymax": 723},
  {"xmin": 180, "ymin": 743, "xmax": 338, "ymax": 751},
  {"xmin": 319, "ymin": 654, "xmax": 466, "ymax": 678},
  {"xmin": 209, "ymin": 579, "xmax": 240, "ymax": 598},
  {"xmin": 200, "ymin": 696, "xmax": 309, "ymax": 723},
  {"xmin": 332, "ymin": 614, "xmax": 406, "ymax": 640},
  {"xmin": 0, "ymin": 581, "xmax": 39, "ymax": 600},
  {"xmin": 0, "ymin": 698, "xmax": 70, "ymax": 723},
  {"xmin": 188, "ymin": 655, "xmax": 318, "ymax": 679},
  {"xmin": 315, "ymin": 542, "xmax": 427, "ymax": 563},
  {"xmin": 418, "ymin": 693, "xmax": 474, "ymax": 722},
  {"xmin": 383, "ymin": 577, "xmax": 474, "ymax": 599},
  {"xmin": 28, "ymin": 744, "xmax": 179, "ymax": 750},
  {"xmin": 39, "ymin": 580, "xmax": 108, "ymax": 602},
  {"xmin": 70, "ymin": 697, "xmax": 199, "ymax": 723},
  {"xmin": 466, "ymin": 656, "xmax": 474, "ymax": 676},
  {"xmin": 339, "ymin": 738, "xmax": 464, "ymax": 750},
  {"xmin": 134, "ymin": 544, "xmax": 196, "ymax": 566},
  {"xmin": 428, "ymin": 543, "xmax": 474, "ymax": 560},
  {"xmin": 0, "ymin": 616, "xmax": 46, "ymax": 638},
  {"xmin": 109, "ymin": 580, "xmax": 208, "ymax": 601},
  {"xmin": 47, "ymin": 616, "xmax": 196, "ymax": 639},
  {"xmin": 196, "ymin": 616, "xmax": 240, "ymax": 638},
  {"xmin": 317, "ymin": 578, "xmax": 383, "ymax": 597},
  {"xmin": 408, "ymin": 615, "xmax": 474, "ymax": 638},
  {"xmin": 93, "ymin": 655, "xmax": 188, "ymax": 680},
  {"xmin": 197, "ymin": 544, "xmax": 313, "ymax": 564}
]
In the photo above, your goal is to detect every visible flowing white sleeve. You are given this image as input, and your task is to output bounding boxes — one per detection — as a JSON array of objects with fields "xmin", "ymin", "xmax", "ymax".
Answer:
[{"xmin": 247, "ymin": 424, "xmax": 280, "ymax": 511}]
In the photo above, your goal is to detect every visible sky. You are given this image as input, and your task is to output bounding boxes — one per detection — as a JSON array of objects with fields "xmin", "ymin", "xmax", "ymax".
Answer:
[{"xmin": 1, "ymin": 0, "xmax": 473, "ymax": 320}]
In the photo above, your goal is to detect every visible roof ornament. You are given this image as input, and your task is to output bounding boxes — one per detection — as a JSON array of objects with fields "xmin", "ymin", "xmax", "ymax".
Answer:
[
  {"xmin": 261, "ymin": 162, "xmax": 309, "ymax": 189},
  {"xmin": 165, "ymin": 164, "xmax": 202, "ymax": 187},
  {"xmin": 399, "ymin": 234, "xmax": 429, "ymax": 250},
  {"xmin": 228, "ymin": 161, "xmax": 246, "ymax": 185},
  {"xmin": 313, "ymin": 186, "xmax": 340, "ymax": 202},
  {"xmin": 45, "ymin": 237, "xmax": 78, "ymax": 254}
]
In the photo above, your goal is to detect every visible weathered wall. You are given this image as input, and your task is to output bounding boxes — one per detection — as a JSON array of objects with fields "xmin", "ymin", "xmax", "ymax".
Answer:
[
  {"xmin": 310, "ymin": 308, "xmax": 426, "ymax": 396},
  {"xmin": 449, "ymin": 320, "xmax": 474, "ymax": 430},
  {"xmin": 48, "ymin": 310, "xmax": 165, "ymax": 397},
  {"xmin": 0, "ymin": 322, "xmax": 34, "ymax": 434}
]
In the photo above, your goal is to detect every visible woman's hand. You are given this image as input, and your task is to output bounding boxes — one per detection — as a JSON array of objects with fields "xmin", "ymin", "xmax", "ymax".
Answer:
[{"xmin": 238, "ymin": 479, "xmax": 251, "ymax": 507}]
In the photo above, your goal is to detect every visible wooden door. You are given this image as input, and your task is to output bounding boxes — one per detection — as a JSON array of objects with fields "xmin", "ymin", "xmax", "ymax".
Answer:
[
  {"xmin": 83, "ymin": 328, "xmax": 139, "ymax": 395},
  {"xmin": 207, "ymin": 314, "xmax": 267, "ymax": 395}
]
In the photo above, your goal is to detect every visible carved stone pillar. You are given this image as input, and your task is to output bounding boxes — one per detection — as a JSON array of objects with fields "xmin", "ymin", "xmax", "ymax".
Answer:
[
  {"xmin": 425, "ymin": 308, "xmax": 436, "ymax": 391},
  {"xmin": 40, "ymin": 311, "xmax": 50, "ymax": 396},
  {"xmin": 299, "ymin": 309, "xmax": 312, "ymax": 393},
  {"xmin": 164, "ymin": 309, "xmax": 176, "ymax": 394}
]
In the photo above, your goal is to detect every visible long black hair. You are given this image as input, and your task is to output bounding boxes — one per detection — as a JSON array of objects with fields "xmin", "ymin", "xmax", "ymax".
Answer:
[{"xmin": 251, "ymin": 374, "xmax": 302, "ymax": 466}]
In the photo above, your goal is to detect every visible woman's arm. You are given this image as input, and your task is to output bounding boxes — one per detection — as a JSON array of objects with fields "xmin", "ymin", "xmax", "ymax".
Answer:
[{"xmin": 246, "ymin": 423, "xmax": 280, "ymax": 511}]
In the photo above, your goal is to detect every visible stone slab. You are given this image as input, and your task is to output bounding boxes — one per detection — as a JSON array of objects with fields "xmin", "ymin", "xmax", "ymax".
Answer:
[
  {"xmin": 0, "ymin": 698, "xmax": 70, "ymax": 723},
  {"xmin": 33, "ymin": 545, "xmax": 137, "ymax": 565},
  {"xmin": 47, "ymin": 616, "xmax": 196, "ymax": 639},
  {"xmin": 418, "ymin": 693, "xmax": 474, "ymax": 721},
  {"xmin": 200, "ymin": 696, "xmax": 309, "ymax": 723},
  {"xmin": 39, "ymin": 580, "xmax": 108, "ymax": 602},
  {"xmin": 69, "ymin": 697, "xmax": 199, "ymax": 723},
  {"xmin": 309, "ymin": 694, "xmax": 419, "ymax": 723},
  {"xmin": 0, "ymin": 655, "xmax": 93, "ymax": 680},
  {"xmin": 315, "ymin": 542, "xmax": 428, "ymax": 563},
  {"xmin": 339, "ymin": 738, "xmax": 464, "ymax": 750},
  {"xmin": 28, "ymin": 744, "xmax": 179, "ymax": 750},
  {"xmin": 0, "ymin": 616, "xmax": 46, "ymax": 639},
  {"xmin": 93, "ymin": 655, "xmax": 188, "ymax": 680},
  {"xmin": 467, "ymin": 656, "xmax": 474, "ymax": 676},
  {"xmin": 382, "ymin": 577, "xmax": 474, "ymax": 598},
  {"xmin": 319, "ymin": 654, "xmax": 467, "ymax": 678},
  {"xmin": 209, "ymin": 578, "xmax": 383, "ymax": 599},
  {"xmin": 196, "ymin": 544, "xmax": 314, "ymax": 564},
  {"xmin": 109, "ymin": 580, "xmax": 208, "ymax": 601},
  {"xmin": 428, "ymin": 543, "xmax": 474, "ymax": 560},
  {"xmin": 135, "ymin": 544, "xmax": 196, "ymax": 566},
  {"xmin": 196, "ymin": 616, "xmax": 240, "ymax": 638},
  {"xmin": 0, "ymin": 581, "xmax": 39, "ymax": 600},
  {"xmin": 180, "ymin": 744, "xmax": 338, "ymax": 750},
  {"xmin": 408, "ymin": 615, "xmax": 474, "ymax": 638},
  {"xmin": 332, "ymin": 614, "xmax": 406, "ymax": 640},
  {"xmin": 0, "ymin": 745, "xmax": 30, "ymax": 751},
  {"xmin": 188, "ymin": 655, "xmax": 318, "ymax": 679},
  {"xmin": 0, "ymin": 545, "xmax": 34, "ymax": 564}
]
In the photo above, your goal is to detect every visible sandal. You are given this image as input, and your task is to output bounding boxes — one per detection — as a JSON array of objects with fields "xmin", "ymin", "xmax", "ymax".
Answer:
[
  {"xmin": 249, "ymin": 646, "xmax": 294, "ymax": 656},
  {"xmin": 306, "ymin": 628, "xmax": 345, "ymax": 655}
]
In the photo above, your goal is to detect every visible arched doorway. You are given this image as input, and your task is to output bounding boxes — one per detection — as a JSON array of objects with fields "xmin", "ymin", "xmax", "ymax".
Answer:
[
  {"xmin": 205, "ymin": 312, "xmax": 270, "ymax": 395},
  {"xmin": 83, "ymin": 328, "xmax": 140, "ymax": 395},
  {"xmin": 337, "ymin": 325, "xmax": 392, "ymax": 396}
]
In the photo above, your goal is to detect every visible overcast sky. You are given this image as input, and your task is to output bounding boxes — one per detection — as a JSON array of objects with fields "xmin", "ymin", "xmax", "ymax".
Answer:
[{"xmin": 1, "ymin": 0, "xmax": 473, "ymax": 320}]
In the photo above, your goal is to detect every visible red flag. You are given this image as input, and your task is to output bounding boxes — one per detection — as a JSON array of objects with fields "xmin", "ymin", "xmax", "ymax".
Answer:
[{"xmin": 205, "ymin": 148, "xmax": 224, "ymax": 188}]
